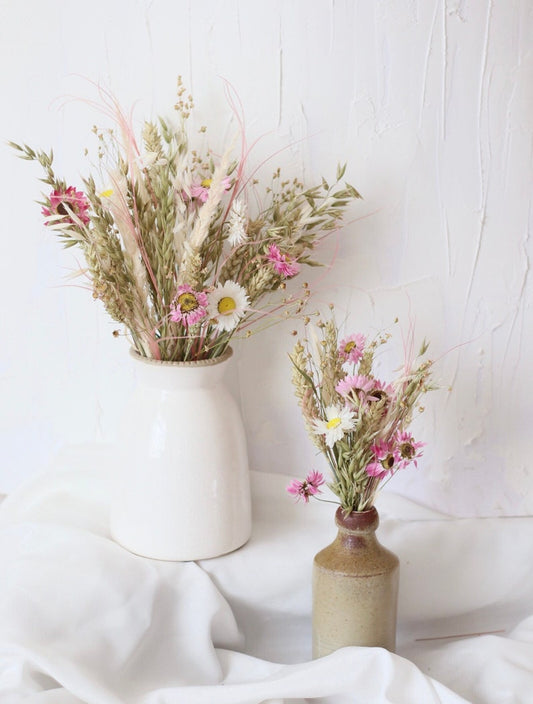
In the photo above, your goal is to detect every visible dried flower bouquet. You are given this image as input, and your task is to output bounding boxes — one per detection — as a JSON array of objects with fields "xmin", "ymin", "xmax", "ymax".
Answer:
[
  {"xmin": 288, "ymin": 313, "xmax": 434, "ymax": 512},
  {"xmin": 11, "ymin": 81, "xmax": 360, "ymax": 361}
]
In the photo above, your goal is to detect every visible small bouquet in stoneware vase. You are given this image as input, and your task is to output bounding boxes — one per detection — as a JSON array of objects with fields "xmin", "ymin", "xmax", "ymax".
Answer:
[
  {"xmin": 287, "ymin": 311, "xmax": 434, "ymax": 656},
  {"xmin": 288, "ymin": 312, "xmax": 434, "ymax": 512},
  {"xmin": 11, "ymin": 80, "xmax": 361, "ymax": 362}
]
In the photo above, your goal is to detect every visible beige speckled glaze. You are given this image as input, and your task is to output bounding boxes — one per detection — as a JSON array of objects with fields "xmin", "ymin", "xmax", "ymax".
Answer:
[{"xmin": 312, "ymin": 506, "xmax": 399, "ymax": 658}]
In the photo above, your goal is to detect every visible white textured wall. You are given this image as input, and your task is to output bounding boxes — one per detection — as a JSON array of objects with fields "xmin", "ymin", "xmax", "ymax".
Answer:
[{"xmin": 1, "ymin": 1, "xmax": 532, "ymax": 516}]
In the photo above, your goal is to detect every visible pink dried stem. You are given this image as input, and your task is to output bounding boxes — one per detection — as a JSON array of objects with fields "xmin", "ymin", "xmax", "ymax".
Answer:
[{"xmin": 62, "ymin": 79, "xmax": 164, "ymax": 358}]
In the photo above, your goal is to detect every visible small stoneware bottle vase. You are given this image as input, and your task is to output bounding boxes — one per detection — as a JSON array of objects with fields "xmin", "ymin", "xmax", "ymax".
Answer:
[
  {"xmin": 109, "ymin": 347, "xmax": 252, "ymax": 561},
  {"xmin": 312, "ymin": 505, "xmax": 399, "ymax": 657}
]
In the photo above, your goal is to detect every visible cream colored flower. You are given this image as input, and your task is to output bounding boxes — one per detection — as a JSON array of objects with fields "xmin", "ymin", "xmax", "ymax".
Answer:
[
  {"xmin": 312, "ymin": 405, "xmax": 356, "ymax": 448},
  {"xmin": 208, "ymin": 280, "xmax": 249, "ymax": 332},
  {"xmin": 227, "ymin": 198, "xmax": 247, "ymax": 246}
]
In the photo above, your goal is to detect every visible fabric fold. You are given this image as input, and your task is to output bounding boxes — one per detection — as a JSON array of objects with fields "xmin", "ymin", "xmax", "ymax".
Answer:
[{"xmin": 0, "ymin": 450, "xmax": 532, "ymax": 703}]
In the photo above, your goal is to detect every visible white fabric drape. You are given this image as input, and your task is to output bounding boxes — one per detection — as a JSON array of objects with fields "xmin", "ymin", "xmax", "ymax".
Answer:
[{"xmin": 0, "ymin": 445, "xmax": 532, "ymax": 704}]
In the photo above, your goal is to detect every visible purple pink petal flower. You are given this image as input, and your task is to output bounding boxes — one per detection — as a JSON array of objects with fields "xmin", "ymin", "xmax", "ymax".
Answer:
[
  {"xmin": 335, "ymin": 374, "xmax": 374, "ymax": 403},
  {"xmin": 169, "ymin": 285, "xmax": 209, "ymax": 327},
  {"xmin": 395, "ymin": 431, "xmax": 425, "ymax": 469},
  {"xmin": 365, "ymin": 440, "xmax": 401, "ymax": 478},
  {"xmin": 368, "ymin": 379, "xmax": 395, "ymax": 404},
  {"xmin": 338, "ymin": 333, "xmax": 366, "ymax": 363},
  {"xmin": 189, "ymin": 176, "xmax": 232, "ymax": 203},
  {"xmin": 42, "ymin": 187, "xmax": 90, "ymax": 226},
  {"xmin": 266, "ymin": 243, "xmax": 300, "ymax": 278},
  {"xmin": 287, "ymin": 470, "xmax": 325, "ymax": 503}
]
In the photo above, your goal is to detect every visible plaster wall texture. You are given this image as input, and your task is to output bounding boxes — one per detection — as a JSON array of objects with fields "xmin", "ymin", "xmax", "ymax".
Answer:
[{"xmin": 0, "ymin": 0, "xmax": 531, "ymax": 516}]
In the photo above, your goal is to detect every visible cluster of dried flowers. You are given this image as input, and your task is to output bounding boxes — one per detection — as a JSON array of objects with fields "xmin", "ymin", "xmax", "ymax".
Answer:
[
  {"xmin": 12, "ymin": 81, "xmax": 436, "ymax": 511},
  {"xmin": 287, "ymin": 312, "xmax": 434, "ymax": 512},
  {"xmin": 11, "ymin": 81, "xmax": 360, "ymax": 361}
]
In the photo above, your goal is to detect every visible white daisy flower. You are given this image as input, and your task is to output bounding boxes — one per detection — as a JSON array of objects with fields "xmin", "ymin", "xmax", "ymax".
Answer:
[
  {"xmin": 208, "ymin": 280, "xmax": 250, "ymax": 332},
  {"xmin": 227, "ymin": 198, "xmax": 248, "ymax": 247},
  {"xmin": 312, "ymin": 405, "xmax": 356, "ymax": 448}
]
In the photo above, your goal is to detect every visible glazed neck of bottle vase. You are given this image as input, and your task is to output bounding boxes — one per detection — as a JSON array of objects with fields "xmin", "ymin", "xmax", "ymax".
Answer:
[{"xmin": 335, "ymin": 504, "xmax": 380, "ymax": 546}]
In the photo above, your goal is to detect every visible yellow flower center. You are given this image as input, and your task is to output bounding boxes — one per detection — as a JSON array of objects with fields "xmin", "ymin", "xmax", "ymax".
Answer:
[
  {"xmin": 177, "ymin": 292, "xmax": 199, "ymax": 313},
  {"xmin": 201, "ymin": 178, "xmax": 213, "ymax": 188},
  {"xmin": 326, "ymin": 417, "xmax": 341, "ymax": 430},
  {"xmin": 344, "ymin": 341, "xmax": 356, "ymax": 353},
  {"xmin": 218, "ymin": 296, "xmax": 237, "ymax": 315},
  {"xmin": 100, "ymin": 189, "xmax": 114, "ymax": 198}
]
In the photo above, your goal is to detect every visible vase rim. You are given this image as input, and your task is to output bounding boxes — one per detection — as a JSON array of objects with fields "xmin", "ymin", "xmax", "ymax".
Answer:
[
  {"xmin": 335, "ymin": 505, "xmax": 378, "ymax": 531},
  {"xmin": 129, "ymin": 346, "xmax": 233, "ymax": 368}
]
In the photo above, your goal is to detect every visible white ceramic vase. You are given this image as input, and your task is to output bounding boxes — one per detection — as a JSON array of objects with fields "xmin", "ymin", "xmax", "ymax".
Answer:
[{"xmin": 109, "ymin": 347, "xmax": 252, "ymax": 561}]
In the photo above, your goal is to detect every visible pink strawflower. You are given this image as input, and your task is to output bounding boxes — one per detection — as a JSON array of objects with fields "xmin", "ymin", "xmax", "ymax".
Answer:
[
  {"xmin": 189, "ymin": 176, "xmax": 232, "ymax": 203},
  {"xmin": 365, "ymin": 440, "xmax": 401, "ymax": 478},
  {"xmin": 395, "ymin": 431, "xmax": 425, "ymax": 469},
  {"xmin": 368, "ymin": 379, "xmax": 395, "ymax": 404},
  {"xmin": 335, "ymin": 374, "xmax": 374, "ymax": 403},
  {"xmin": 266, "ymin": 243, "xmax": 300, "ymax": 278},
  {"xmin": 42, "ymin": 186, "xmax": 90, "ymax": 226},
  {"xmin": 287, "ymin": 470, "xmax": 325, "ymax": 503},
  {"xmin": 339, "ymin": 333, "xmax": 366, "ymax": 364},
  {"xmin": 169, "ymin": 285, "xmax": 209, "ymax": 327}
]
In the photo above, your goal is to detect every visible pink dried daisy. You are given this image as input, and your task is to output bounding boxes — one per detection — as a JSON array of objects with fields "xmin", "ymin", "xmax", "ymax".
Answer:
[
  {"xmin": 338, "ymin": 333, "xmax": 366, "ymax": 364},
  {"xmin": 287, "ymin": 470, "xmax": 325, "ymax": 503},
  {"xmin": 395, "ymin": 431, "xmax": 425, "ymax": 469},
  {"xmin": 169, "ymin": 285, "xmax": 209, "ymax": 327},
  {"xmin": 335, "ymin": 374, "xmax": 374, "ymax": 403},
  {"xmin": 189, "ymin": 176, "xmax": 232, "ymax": 203},
  {"xmin": 368, "ymin": 379, "xmax": 395, "ymax": 405},
  {"xmin": 365, "ymin": 440, "xmax": 401, "ymax": 478},
  {"xmin": 42, "ymin": 186, "xmax": 90, "ymax": 226},
  {"xmin": 266, "ymin": 243, "xmax": 300, "ymax": 278}
]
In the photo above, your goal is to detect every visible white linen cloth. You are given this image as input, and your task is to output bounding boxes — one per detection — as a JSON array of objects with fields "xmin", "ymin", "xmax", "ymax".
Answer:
[{"xmin": 0, "ymin": 444, "xmax": 532, "ymax": 704}]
